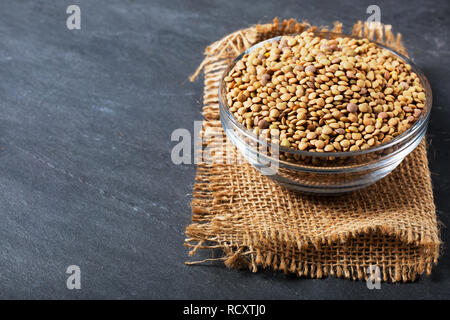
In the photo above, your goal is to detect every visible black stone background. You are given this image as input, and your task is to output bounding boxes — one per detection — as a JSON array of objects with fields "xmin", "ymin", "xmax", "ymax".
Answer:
[{"xmin": 0, "ymin": 0, "xmax": 449, "ymax": 299}]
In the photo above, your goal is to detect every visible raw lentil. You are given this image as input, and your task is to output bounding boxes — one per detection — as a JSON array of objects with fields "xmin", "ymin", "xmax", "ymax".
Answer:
[{"xmin": 223, "ymin": 32, "xmax": 426, "ymax": 152}]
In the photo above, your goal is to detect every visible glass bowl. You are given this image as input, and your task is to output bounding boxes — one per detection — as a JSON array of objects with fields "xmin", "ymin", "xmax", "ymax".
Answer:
[{"xmin": 219, "ymin": 33, "xmax": 432, "ymax": 195}]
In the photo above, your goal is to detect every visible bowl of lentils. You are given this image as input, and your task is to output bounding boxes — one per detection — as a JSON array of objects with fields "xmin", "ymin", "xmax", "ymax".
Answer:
[{"xmin": 219, "ymin": 32, "xmax": 432, "ymax": 194}]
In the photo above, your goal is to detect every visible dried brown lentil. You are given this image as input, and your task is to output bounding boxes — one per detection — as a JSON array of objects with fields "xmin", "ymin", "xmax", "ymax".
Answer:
[{"xmin": 224, "ymin": 32, "xmax": 426, "ymax": 152}]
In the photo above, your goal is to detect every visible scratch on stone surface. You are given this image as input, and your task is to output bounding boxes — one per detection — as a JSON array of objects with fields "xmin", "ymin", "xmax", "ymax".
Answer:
[
  {"xmin": 3, "ymin": 139, "xmax": 182, "ymax": 235},
  {"xmin": 97, "ymin": 106, "xmax": 115, "ymax": 114},
  {"xmin": 91, "ymin": 30, "xmax": 156, "ymax": 39},
  {"xmin": 34, "ymin": 87, "xmax": 58, "ymax": 108},
  {"xmin": 433, "ymin": 37, "xmax": 446, "ymax": 50},
  {"xmin": 154, "ymin": 92, "xmax": 197, "ymax": 97}
]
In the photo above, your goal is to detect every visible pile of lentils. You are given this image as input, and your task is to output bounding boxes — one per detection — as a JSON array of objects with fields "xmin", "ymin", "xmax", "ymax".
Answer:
[{"xmin": 223, "ymin": 32, "xmax": 426, "ymax": 152}]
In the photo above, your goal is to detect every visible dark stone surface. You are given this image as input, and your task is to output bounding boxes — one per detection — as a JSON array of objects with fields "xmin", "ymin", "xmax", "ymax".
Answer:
[{"xmin": 0, "ymin": 0, "xmax": 448, "ymax": 299}]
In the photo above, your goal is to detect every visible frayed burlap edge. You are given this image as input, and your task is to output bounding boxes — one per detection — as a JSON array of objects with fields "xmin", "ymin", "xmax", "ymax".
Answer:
[{"xmin": 185, "ymin": 18, "xmax": 440, "ymax": 282}]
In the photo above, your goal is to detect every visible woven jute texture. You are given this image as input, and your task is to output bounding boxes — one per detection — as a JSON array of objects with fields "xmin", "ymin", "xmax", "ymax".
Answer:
[{"xmin": 185, "ymin": 18, "xmax": 440, "ymax": 282}]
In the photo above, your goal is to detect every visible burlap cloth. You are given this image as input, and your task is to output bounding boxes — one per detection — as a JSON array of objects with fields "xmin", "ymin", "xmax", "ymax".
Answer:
[{"xmin": 185, "ymin": 18, "xmax": 440, "ymax": 282}]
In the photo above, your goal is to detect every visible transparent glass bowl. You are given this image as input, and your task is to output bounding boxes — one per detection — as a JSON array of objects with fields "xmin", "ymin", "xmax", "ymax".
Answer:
[{"xmin": 219, "ymin": 33, "xmax": 432, "ymax": 195}]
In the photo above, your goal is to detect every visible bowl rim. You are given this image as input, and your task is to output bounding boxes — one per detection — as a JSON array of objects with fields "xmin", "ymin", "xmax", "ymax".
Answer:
[{"xmin": 218, "ymin": 31, "xmax": 432, "ymax": 158}]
